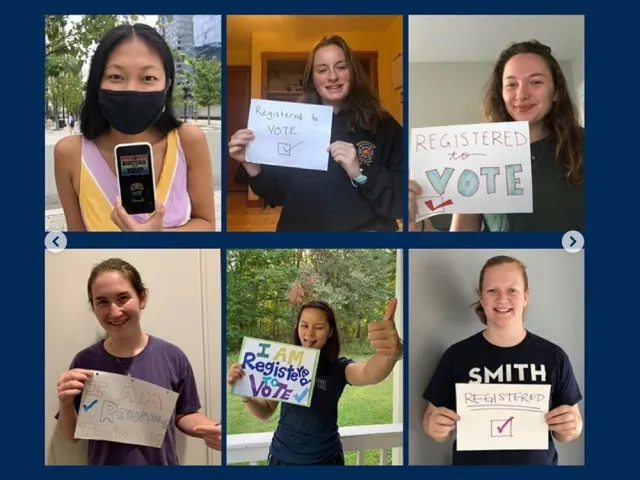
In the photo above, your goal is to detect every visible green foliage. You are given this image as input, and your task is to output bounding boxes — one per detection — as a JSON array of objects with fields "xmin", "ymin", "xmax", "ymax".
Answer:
[
  {"xmin": 172, "ymin": 46, "xmax": 222, "ymax": 117},
  {"xmin": 45, "ymin": 15, "xmax": 138, "ymax": 78},
  {"xmin": 44, "ymin": 15, "xmax": 137, "ymax": 116},
  {"xmin": 186, "ymin": 55, "xmax": 222, "ymax": 107},
  {"xmin": 226, "ymin": 250, "xmax": 397, "ymax": 352}
]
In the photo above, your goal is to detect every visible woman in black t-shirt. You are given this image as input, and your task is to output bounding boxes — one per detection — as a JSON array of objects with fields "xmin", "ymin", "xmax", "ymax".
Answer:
[
  {"xmin": 422, "ymin": 255, "xmax": 583, "ymax": 465},
  {"xmin": 228, "ymin": 35, "xmax": 403, "ymax": 232},
  {"xmin": 228, "ymin": 299, "xmax": 403, "ymax": 465}
]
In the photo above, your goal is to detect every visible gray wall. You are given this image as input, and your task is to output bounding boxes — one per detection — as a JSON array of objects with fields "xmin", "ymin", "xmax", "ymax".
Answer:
[
  {"xmin": 408, "ymin": 60, "xmax": 578, "ymax": 129},
  {"xmin": 408, "ymin": 249, "xmax": 585, "ymax": 465}
]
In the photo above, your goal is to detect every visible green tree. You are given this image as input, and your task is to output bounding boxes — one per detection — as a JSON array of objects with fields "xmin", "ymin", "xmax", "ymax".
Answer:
[
  {"xmin": 45, "ymin": 55, "xmax": 84, "ymax": 123},
  {"xmin": 226, "ymin": 249, "xmax": 396, "ymax": 352},
  {"xmin": 45, "ymin": 15, "xmax": 138, "ymax": 79},
  {"xmin": 185, "ymin": 55, "xmax": 221, "ymax": 124}
]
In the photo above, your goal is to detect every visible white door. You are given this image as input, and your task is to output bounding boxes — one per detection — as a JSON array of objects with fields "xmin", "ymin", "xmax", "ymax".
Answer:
[{"xmin": 44, "ymin": 249, "xmax": 222, "ymax": 466}]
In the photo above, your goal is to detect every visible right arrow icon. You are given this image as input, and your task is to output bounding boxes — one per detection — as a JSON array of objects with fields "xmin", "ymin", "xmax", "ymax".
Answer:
[{"xmin": 562, "ymin": 231, "xmax": 584, "ymax": 254}]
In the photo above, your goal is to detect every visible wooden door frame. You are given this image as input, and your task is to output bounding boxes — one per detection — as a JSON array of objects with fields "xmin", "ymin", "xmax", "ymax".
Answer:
[{"xmin": 225, "ymin": 65, "xmax": 251, "ymax": 193}]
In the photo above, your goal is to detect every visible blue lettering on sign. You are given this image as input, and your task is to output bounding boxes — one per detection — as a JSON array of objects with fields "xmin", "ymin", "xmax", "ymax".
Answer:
[
  {"xmin": 425, "ymin": 168, "xmax": 455, "ymax": 195},
  {"xmin": 457, "ymin": 169, "xmax": 479, "ymax": 197},
  {"xmin": 424, "ymin": 166, "xmax": 526, "ymax": 196}
]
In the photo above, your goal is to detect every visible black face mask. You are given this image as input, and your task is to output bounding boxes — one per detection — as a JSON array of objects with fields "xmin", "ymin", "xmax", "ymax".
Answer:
[{"xmin": 98, "ymin": 89, "xmax": 166, "ymax": 135}]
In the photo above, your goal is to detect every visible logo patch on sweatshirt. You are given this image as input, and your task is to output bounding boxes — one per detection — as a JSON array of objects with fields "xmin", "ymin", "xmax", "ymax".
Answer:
[{"xmin": 356, "ymin": 141, "xmax": 375, "ymax": 166}]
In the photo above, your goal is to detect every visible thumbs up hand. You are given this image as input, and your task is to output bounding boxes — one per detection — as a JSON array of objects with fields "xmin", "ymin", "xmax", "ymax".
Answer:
[{"xmin": 367, "ymin": 298, "xmax": 402, "ymax": 359}]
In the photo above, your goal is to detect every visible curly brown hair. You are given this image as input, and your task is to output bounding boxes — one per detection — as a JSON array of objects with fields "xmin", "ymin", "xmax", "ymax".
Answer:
[
  {"xmin": 482, "ymin": 40, "xmax": 583, "ymax": 185},
  {"xmin": 301, "ymin": 35, "xmax": 385, "ymax": 133}
]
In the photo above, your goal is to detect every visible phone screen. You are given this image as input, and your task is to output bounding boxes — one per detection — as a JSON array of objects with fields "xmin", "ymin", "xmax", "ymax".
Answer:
[{"xmin": 115, "ymin": 144, "xmax": 155, "ymax": 215}]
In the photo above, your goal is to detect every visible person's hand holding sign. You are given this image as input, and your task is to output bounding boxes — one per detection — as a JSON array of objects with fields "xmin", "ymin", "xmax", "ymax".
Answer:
[
  {"xmin": 194, "ymin": 423, "xmax": 222, "ymax": 451},
  {"xmin": 426, "ymin": 406, "xmax": 460, "ymax": 442},
  {"xmin": 367, "ymin": 298, "xmax": 402, "ymax": 359},
  {"xmin": 228, "ymin": 129, "xmax": 261, "ymax": 177},
  {"xmin": 57, "ymin": 368, "xmax": 93, "ymax": 405},
  {"xmin": 327, "ymin": 141, "xmax": 361, "ymax": 179},
  {"xmin": 409, "ymin": 180, "xmax": 423, "ymax": 231},
  {"xmin": 227, "ymin": 363, "xmax": 249, "ymax": 401},
  {"xmin": 545, "ymin": 405, "xmax": 583, "ymax": 442}
]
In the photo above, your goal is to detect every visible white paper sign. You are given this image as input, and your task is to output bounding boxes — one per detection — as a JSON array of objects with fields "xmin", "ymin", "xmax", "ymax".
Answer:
[
  {"xmin": 74, "ymin": 371, "xmax": 179, "ymax": 448},
  {"xmin": 246, "ymin": 98, "xmax": 333, "ymax": 171},
  {"xmin": 455, "ymin": 383, "xmax": 551, "ymax": 451},
  {"xmin": 410, "ymin": 121, "xmax": 533, "ymax": 220},
  {"xmin": 232, "ymin": 337, "xmax": 320, "ymax": 407}
]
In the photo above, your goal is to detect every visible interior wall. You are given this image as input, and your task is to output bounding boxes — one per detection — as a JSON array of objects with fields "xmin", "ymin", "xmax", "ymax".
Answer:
[
  {"xmin": 408, "ymin": 60, "xmax": 578, "ymax": 129},
  {"xmin": 44, "ymin": 249, "xmax": 222, "ymax": 466}
]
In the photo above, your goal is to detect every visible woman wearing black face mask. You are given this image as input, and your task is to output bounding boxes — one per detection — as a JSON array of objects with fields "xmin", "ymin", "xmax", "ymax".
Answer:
[{"xmin": 53, "ymin": 23, "xmax": 216, "ymax": 232}]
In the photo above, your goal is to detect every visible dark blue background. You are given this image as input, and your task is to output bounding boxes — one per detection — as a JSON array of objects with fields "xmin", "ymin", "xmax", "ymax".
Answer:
[{"xmin": 14, "ymin": 0, "xmax": 635, "ymax": 476}]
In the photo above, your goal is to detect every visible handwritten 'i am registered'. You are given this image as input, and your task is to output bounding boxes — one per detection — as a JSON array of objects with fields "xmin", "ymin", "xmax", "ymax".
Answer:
[{"xmin": 242, "ymin": 342, "xmax": 313, "ymax": 401}]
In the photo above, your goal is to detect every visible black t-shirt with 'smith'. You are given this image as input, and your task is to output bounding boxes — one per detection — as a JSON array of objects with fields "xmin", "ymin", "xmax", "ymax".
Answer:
[{"xmin": 423, "ymin": 331, "xmax": 582, "ymax": 465}]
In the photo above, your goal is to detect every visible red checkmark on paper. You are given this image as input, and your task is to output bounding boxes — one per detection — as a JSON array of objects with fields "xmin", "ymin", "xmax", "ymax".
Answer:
[
  {"xmin": 425, "ymin": 199, "xmax": 454, "ymax": 211},
  {"xmin": 497, "ymin": 416, "xmax": 514, "ymax": 433}
]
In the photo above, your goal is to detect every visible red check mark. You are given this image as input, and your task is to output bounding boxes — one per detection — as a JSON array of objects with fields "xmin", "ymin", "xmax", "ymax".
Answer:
[
  {"xmin": 497, "ymin": 416, "xmax": 514, "ymax": 433},
  {"xmin": 425, "ymin": 199, "xmax": 453, "ymax": 211}
]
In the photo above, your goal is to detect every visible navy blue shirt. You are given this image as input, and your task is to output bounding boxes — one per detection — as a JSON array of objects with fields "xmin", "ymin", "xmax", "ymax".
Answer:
[
  {"xmin": 269, "ymin": 356, "xmax": 354, "ymax": 464},
  {"xmin": 248, "ymin": 110, "xmax": 402, "ymax": 232},
  {"xmin": 423, "ymin": 331, "xmax": 582, "ymax": 465}
]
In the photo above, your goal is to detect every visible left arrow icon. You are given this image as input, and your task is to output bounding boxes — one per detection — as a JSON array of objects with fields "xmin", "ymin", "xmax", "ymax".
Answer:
[{"xmin": 45, "ymin": 231, "xmax": 67, "ymax": 253}]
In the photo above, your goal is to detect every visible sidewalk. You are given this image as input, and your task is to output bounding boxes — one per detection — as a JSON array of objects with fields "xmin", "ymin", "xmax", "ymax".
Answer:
[{"xmin": 45, "ymin": 190, "xmax": 222, "ymax": 232}]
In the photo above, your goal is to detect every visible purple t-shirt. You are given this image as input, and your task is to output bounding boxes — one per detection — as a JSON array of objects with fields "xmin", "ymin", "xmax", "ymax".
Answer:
[{"xmin": 56, "ymin": 335, "xmax": 201, "ymax": 465}]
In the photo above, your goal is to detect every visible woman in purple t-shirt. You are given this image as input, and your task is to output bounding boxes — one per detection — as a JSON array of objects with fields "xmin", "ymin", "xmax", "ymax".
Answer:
[{"xmin": 55, "ymin": 258, "xmax": 221, "ymax": 465}]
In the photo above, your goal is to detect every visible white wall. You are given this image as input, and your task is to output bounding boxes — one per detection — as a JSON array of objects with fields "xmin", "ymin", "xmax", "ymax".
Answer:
[
  {"xmin": 407, "ymin": 249, "xmax": 585, "ymax": 466},
  {"xmin": 44, "ymin": 249, "xmax": 222, "ymax": 466},
  {"xmin": 408, "ymin": 60, "xmax": 578, "ymax": 129}
]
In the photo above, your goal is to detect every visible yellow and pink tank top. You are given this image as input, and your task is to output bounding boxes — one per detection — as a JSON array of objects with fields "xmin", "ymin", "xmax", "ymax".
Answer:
[{"xmin": 78, "ymin": 129, "xmax": 191, "ymax": 231}]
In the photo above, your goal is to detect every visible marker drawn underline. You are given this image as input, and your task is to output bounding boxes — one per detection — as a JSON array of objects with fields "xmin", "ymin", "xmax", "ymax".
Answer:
[{"xmin": 467, "ymin": 405, "xmax": 543, "ymax": 412}]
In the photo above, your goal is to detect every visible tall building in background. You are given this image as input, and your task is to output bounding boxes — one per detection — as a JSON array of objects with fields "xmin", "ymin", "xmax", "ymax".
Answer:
[
  {"xmin": 158, "ymin": 15, "xmax": 194, "ymax": 79},
  {"xmin": 158, "ymin": 15, "xmax": 222, "ymax": 118},
  {"xmin": 194, "ymin": 15, "xmax": 222, "ymax": 60}
]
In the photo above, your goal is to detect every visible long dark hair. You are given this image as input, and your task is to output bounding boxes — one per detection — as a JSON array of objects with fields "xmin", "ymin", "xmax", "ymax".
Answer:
[
  {"xmin": 482, "ymin": 40, "xmax": 583, "ymax": 185},
  {"xmin": 291, "ymin": 300, "xmax": 340, "ymax": 363},
  {"xmin": 80, "ymin": 23, "xmax": 181, "ymax": 140},
  {"xmin": 301, "ymin": 35, "xmax": 386, "ymax": 133}
]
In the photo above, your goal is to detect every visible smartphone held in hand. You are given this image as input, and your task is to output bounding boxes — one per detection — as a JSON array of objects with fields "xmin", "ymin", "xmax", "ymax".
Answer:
[{"xmin": 114, "ymin": 142, "xmax": 156, "ymax": 215}]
